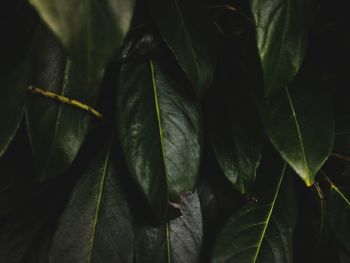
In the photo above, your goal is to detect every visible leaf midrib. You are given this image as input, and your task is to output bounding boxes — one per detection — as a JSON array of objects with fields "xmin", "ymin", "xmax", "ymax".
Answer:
[
  {"xmin": 86, "ymin": 144, "xmax": 111, "ymax": 262},
  {"xmin": 285, "ymin": 87, "xmax": 311, "ymax": 185},
  {"xmin": 45, "ymin": 59, "xmax": 71, "ymax": 172},
  {"xmin": 252, "ymin": 163, "xmax": 286, "ymax": 262},
  {"xmin": 150, "ymin": 60, "xmax": 174, "ymax": 263},
  {"xmin": 171, "ymin": 0, "xmax": 200, "ymax": 83},
  {"xmin": 262, "ymin": 0, "xmax": 290, "ymax": 95},
  {"xmin": 322, "ymin": 171, "xmax": 350, "ymax": 206}
]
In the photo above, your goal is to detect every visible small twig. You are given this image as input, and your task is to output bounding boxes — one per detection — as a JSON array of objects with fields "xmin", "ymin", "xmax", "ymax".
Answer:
[
  {"xmin": 330, "ymin": 152, "xmax": 350, "ymax": 162},
  {"xmin": 28, "ymin": 85, "xmax": 103, "ymax": 120},
  {"xmin": 314, "ymin": 180, "xmax": 326, "ymax": 234}
]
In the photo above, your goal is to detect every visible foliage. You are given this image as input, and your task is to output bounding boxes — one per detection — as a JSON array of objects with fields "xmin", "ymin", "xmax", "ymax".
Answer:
[{"xmin": 0, "ymin": 0, "xmax": 349, "ymax": 262}]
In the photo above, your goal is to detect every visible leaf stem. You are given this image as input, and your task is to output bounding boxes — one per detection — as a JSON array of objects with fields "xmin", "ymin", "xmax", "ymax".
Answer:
[
  {"xmin": 28, "ymin": 85, "xmax": 103, "ymax": 119},
  {"xmin": 330, "ymin": 152, "xmax": 350, "ymax": 162}
]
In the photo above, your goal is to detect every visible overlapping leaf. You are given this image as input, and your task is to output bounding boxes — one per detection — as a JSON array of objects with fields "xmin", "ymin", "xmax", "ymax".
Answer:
[
  {"xmin": 29, "ymin": 0, "xmax": 135, "ymax": 80},
  {"xmin": 212, "ymin": 164, "xmax": 297, "ymax": 263},
  {"xmin": 26, "ymin": 25, "xmax": 103, "ymax": 181},
  {"xmin": 117, "ymin": 58, "xmax": 201, "ymax": 221},
  {"xmin": 148, "ymin": 0, "xmax": 216, "ymax": 96},
  {"xmin": 333, "ymin": 115, "xmax": 350, "ymax": 155},
  {"xmin": 209, "ymin": 51, "xmax": 262, "ymax": 194},
  {"xmin": 134, "ymin": 192, "xmax": 202, "ymax": 263},
  {"xmin": 258, "ymin": 78, "xmax": 334, "ymax": 186},
  {"xmin": 48, "ymin": 137, "xmax": 134, "ymax": 263},
  {"xmin": 250, "ymin": 0, "xmax": 316, "ymax": 96},
  {"xmin": 0, "ymin": 64, "xmax": 29, "ymax": 157},
  {"xmin": 0, "ymin": 1, "xmax": 35, "ymax": 156},
  {"xmin": 325, "ymin": 175, "xmax": 350, "ymax": 252}
]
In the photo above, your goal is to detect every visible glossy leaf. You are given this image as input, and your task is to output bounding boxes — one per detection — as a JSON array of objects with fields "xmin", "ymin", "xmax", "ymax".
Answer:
[
  {"xmin": 49, "ymin": 137, "xmax": 134, "ymax": 262},
  {"xmin": 134, "ymin": 192, "xmax": 202, "ymax": 263},
  {"xmin": 26, "ymin": 25, "xmax": 103, "ymax": 181},
  {"xmin": 327, "ymin": 177, "xmax": 350, "ymax": 252},
  {"xmin": 148, "ymin": 0, "xmax": 216, "ymax": 96},
  {"xmin": 259, "ymin": 79, "xmax": 334, "ymax": 186},
  {"xmin": 117, "ymin": 59, "xmax": 201, "ymax": 220},
  {"xmin": 250, "ymin": 0, "xmax": 315, "ymax": 96},
  {"xmin": 29, "ymin": 0, "xmax": 134, "ymax": 80},
  {"xmin": 212, "ymin": 164, "xmax": 298, "ymax": 263}
]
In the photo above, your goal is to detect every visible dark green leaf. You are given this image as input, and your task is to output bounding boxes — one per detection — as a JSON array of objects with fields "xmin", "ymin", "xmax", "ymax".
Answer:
[
  {"xmin": 49, "ymin": 137, "xmax": 134, "ymax": 262},
  {"xmin": 148, "ymin": 0, "xmax": 216, "ymax": 96},
  {"xmin": 134, "ymin": 191, "xmax": 202, "ymax": 263},
  {"xmin": 117, "ymin": 59, "xmax": 201, "ymax": 220},
  {"xmin": 326, "ymin": 177, "xmax": 350, "ymax": 252},
  {"xmin": 259, "ymin": 79, "xmax": 334, "ymax": 186},
  {"xmin": 333, "ymin": 115, "xmax": 350, "ymax": 155},
  {"xmin": 250, "ymin": 0, "xmax": 316, "ymax": 96},
  {"xmin": 0, "ymin": 1, "xmax": 35, "ymax": 156},
  {"xmin": 29, "ymin": 0, "xmax": 135, "ymax": 81},
  {"xmin": 0, "ymin": 63, "xmax": 29, "ymax": 157},
  {"xmin": 212, "ymin": 121, "xmax": 262, "ymax": 194},
  {"xmin": 338, "ymin": 248, "xmax": 350, "ymax": 263},
  {"xmin": 212, "ymin": 164, "xmax": 298, "ymax": 263},
  {"xmin": 209, "ymin": 53, "xmax": 262, "ymax": 194},
  {"xmin": 26, "ymin": 25, "xmax": 103, "ymax": 181}
]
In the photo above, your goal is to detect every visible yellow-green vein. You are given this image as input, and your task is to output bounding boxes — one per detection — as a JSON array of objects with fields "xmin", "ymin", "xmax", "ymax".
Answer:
[
  {"xmin": 252, "ymin": 163, "xmax": 286, "ymax": 262},
  {"xmin": 321, "ymin": 170, "xmax": 350, "ymax": 206},
  {"xmin": 150, "ymin": 60, "xmax": 172, "ymax": 263},
  {"xmin": 45, "ymin": 59, "xmax": 71, "ymax": 171},
  {"xmin": 285, "ymin": 87, "xmax": 312, "ymax": 186},
  {"xmin": 171, "ymin": 0, "xmax": 200, "ymax": 83},
  {"xmin": 86, "ymin": 144, "xmax": 111, "ymax": 262}
]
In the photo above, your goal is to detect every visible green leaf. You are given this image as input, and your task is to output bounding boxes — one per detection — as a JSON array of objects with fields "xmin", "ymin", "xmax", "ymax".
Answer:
[
  {"xmin": 134, "ymin": 192, "xmax": 203, "ymax": 263},
  {"xmin": 0, "ymin": 1, "xmax": 35, "ymax": 157},
  {"xmin": 326, "ymin": 175, "xmax": 350, "ymax": 252},
  {"xmin": 212, "ymin": 164, "xmax": 298, "ymax": 263},
  {"xmin": 26, "ymin": 25, "xmax": 104, "ymax": 181},
  {"xmin": 250, "ymin": 0, "xmax": 316, "ymax": 96},
  {"xmin": 29, "ymin": 0, "xmax": 135, "ymax": 80},
  {"xmin": 117, "ymin": 59, "xmax": 201, "ymax": 221},
  {"xmin": 148, "ymin": 0, "xmax": 216, "ymax": 96},
  {"xmin": 259, "ymin": 78, "xmax": 334, "ymax": 186},
  {"xmin": 0, "ymin": 63, "xmax": 29, "ymax": 157},
  {"xmin": 333, "ymin": 115, "xmax": 350, "ymax": 155},
  {"xmin": 209, "ymin": 55, "xmax": 262, "ymax": 194},
  {"xmin": 48, "ymin": 137, "xmax": 134, "ymax": 262},
  {"xmin": 211, "ymin": 117, "xmax": 262, "ymax": 194}
]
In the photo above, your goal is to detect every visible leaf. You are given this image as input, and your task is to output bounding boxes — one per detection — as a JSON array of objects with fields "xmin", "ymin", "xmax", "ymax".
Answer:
[
  {"xmin": 209, "ymin": 52, "xmax": 262, "ymax": 194},
  {"xmin": 0, "ymin": 63, "xmax": 29, "ymax": 157},
  {"xmin": 117, "ymin": 59, "xmax": 201, "ymax": 220},
  {"xmin": 0, "ymin": 135, "xmax": 40, "ymax": 218},
  {"xmin": 325, "ymin": 175, "xmax": 350, "ymax": 252},
  {"xmin": 258, "ymin": 77, "xmax": 334, "ymax": 186},
  {"xmin": 333, "ymin": 115, "xmax": 350, "ymax": 155},
  {"xmin": 134, "ymin": 191, "xmax": 203, "ymax": 263},
  {"xmin": 250, "ymin": 0, "xmax": 316, "ymax": 96},
  {"xmin": 212, "ymin": 164, "xmax": 298, "ymax": 263},
  {"xmin": 148, "ymin": 0, "xmax": 216, "ymax": 96},
  {"xmin": 29, "ymin": 0, "xmax": 135, "ymax": 80},
  {"xmin": 0, "ymin": 1, "xmax": 35, "ymax": 156},
  {"xmin": 26, "ymin": 25, "xmax": 103, "ymax": 181},
  {"xmin": 48, "ymin": 136, "xmax": 134, "ymax": 263}
]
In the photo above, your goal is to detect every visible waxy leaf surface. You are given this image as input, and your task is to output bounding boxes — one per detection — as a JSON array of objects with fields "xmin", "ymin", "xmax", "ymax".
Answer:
[
  {"xmin": 117, "ymin": 59, "xmax": 201, "ymax": 220},
  {"xmin": 149, "ymin": 0, "xmax": 215, "ymax": 96},
  {"xmin": 250, "ymin": 0, "xmax": 316, "ymax": 96},
  {"xmin": 212, "ymin": 164, "xmax": 297, "ymax": 263}
]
